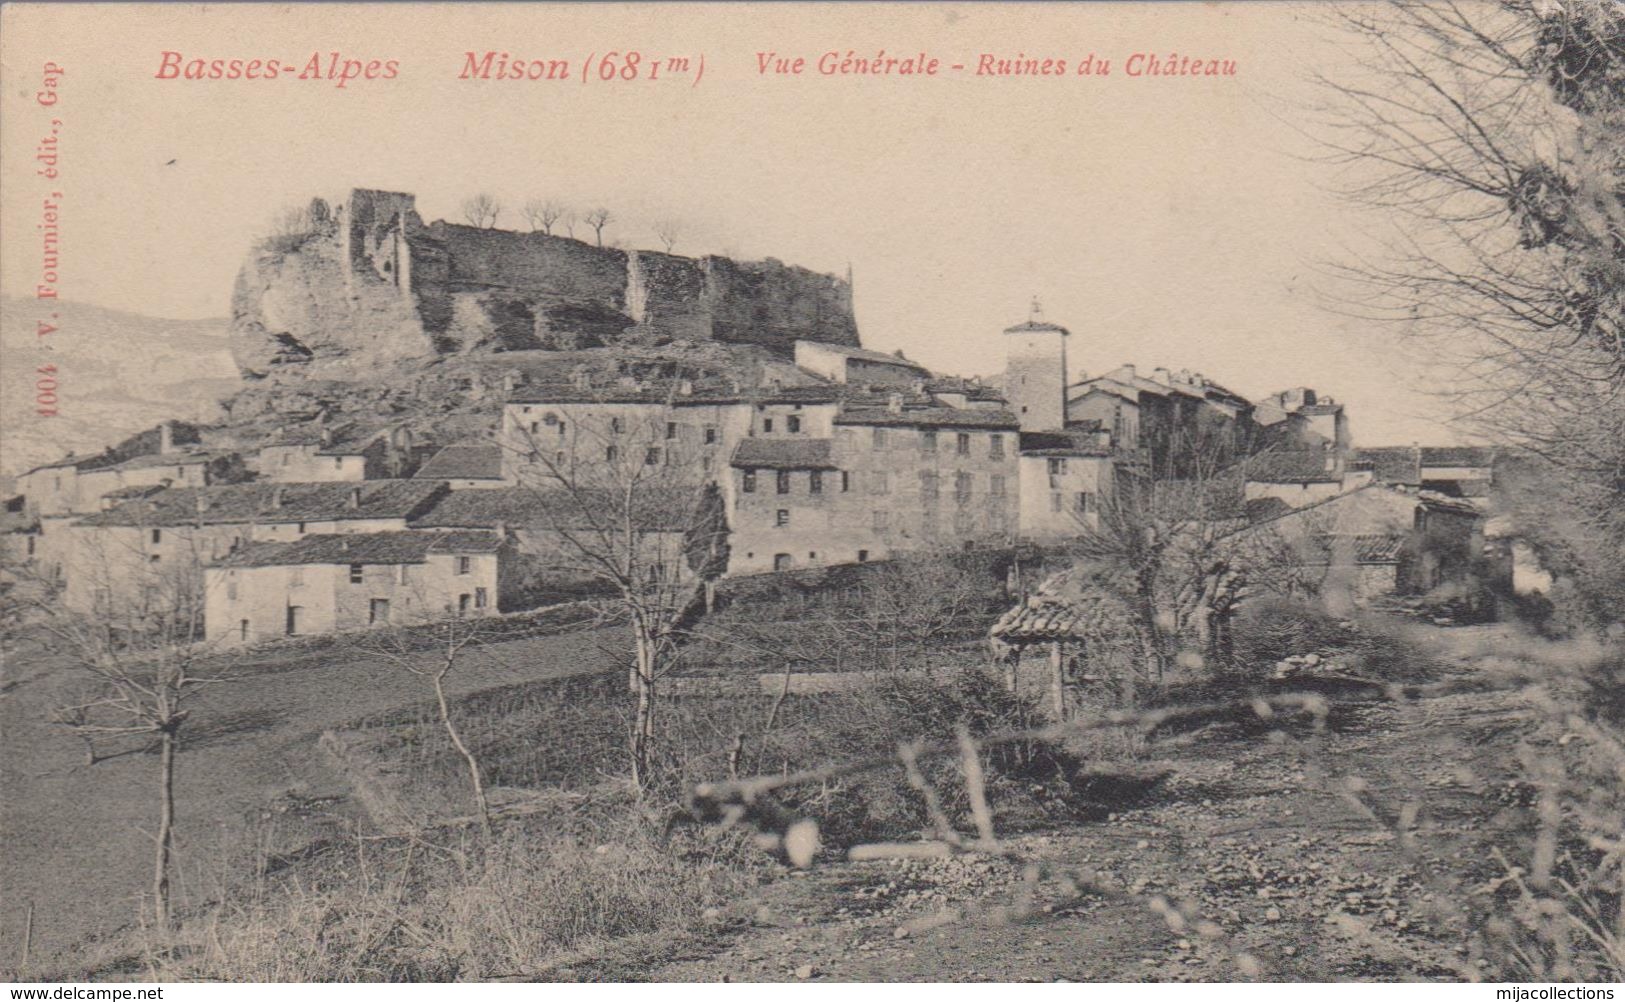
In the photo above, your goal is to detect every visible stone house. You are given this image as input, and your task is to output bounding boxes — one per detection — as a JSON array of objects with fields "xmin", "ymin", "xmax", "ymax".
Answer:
[
  {"xmin": 1015, "ymin": 427, "xmax": 1117, "ymax": 542},
  {"xmin": 203, "ymin": 530, "xmax": 501, "ymax": 647},
  {"xmin": 53, "ymin": 480, "xmax": 449, "ymax": 615},
  {"xmin": 413, "ymin": 442, "xmax": 507, "ymax": 489}
]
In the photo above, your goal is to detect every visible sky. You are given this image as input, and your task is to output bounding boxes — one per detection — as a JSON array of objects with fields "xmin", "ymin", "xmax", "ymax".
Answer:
[{"xmin": 0, "ymin": 2, "xmax": 1464, "ymax": 445}]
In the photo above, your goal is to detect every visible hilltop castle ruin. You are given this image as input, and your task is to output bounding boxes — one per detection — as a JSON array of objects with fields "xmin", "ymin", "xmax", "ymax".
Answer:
[{"xmin": 230, "ymin": 188, "xmax": 860, "ymax": 378}]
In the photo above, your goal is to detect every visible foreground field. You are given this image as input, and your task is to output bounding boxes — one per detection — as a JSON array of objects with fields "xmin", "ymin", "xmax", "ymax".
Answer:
[{"xmin": 0, "ymin": 623, "xmax": 628, "ymax": 970}]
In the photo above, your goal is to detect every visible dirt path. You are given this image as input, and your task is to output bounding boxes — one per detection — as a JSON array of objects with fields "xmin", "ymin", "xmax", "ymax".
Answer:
[
  {"xmin": 647, "ymin": 631, "xmax": 1537, "ymax": 982},
  {"xmin": 0, "ymin": 625, "xmax": 626, "ymax": 971}
]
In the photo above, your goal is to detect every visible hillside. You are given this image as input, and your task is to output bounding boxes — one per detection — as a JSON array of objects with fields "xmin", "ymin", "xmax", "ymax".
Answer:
[{"xmin": 0, "ymin": 298, "xmax": 240, "ymax": 477}]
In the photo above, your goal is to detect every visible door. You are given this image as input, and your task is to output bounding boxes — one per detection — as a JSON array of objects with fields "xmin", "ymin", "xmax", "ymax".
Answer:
[{"xmin": 369, "ymin": 599, "xmax": 390, "ymax": 625}]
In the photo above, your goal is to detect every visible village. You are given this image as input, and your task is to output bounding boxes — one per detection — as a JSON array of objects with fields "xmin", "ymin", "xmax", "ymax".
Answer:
[{"xmin": 2, "ymin": 263, "xmax": 1525, "ymax": 651}]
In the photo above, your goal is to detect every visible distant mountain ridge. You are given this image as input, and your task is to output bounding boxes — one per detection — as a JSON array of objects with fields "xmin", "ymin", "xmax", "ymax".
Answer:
[{"xmin": 0, "ymin": 297, "xmax": 240, "ymax": 476}]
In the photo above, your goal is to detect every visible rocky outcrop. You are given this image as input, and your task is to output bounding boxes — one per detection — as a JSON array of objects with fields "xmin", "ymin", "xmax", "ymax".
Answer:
[
  {"xmin": 231, "ymin": 224, "xmax": 435, "ymax": 378},
  {"xmin": 228, "ymin": 189, "xmax": 860, "ymax": 379}
]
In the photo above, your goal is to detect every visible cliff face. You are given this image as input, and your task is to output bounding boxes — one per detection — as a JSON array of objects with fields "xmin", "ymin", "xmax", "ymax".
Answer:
[{"xmin": 229, "ymin": 189, "xmax": 860, "ymax": 379}]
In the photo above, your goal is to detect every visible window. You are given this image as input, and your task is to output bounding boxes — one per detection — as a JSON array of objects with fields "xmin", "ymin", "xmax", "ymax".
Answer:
[
  {"xmin": 776, "ymin": 470, "xmax": 791, "ymax": 494},
  {"xmin": 921, "ymin": 430, "xmax": 937, "ymax": 452},
  {"xmin": 704, "ymin": 426, "xmax": 718, "ymax": 445},
  {"xmin": 872, "ymin": 428, "xmax": 887, "ymax": 449},
  {"xmin": 954, "ymin": 510, "xmax": 973, "ymax": 534},
  {"xmin": 776, "ymin": 509, "xmax": 791, "ymax": 527},
  {"xmin": 458, "ymin": 594, "xmax": 472, "ymax": 614},
  {"xmin": 787, "ymin": 415, "xmax": 802, "ymax": 434},
  {"xmin": 1076, "ymin": 492, "xmax": 1093, "ymax": 513},
  {"xmin": 645, "ymin": 447, "xmax": 661, "ymax": 466},
  {"xmin": 281, "ymin": 453, "xmax": 290, "ymax": 466},
  {"xmin": 857, "ymin": 549, "xmax": 869, "ymax": 563},
  {"xmin": 290, "ymin": 566, "xmax": 304, "ymax": 587},
  {"xmin": 990, "ymin": 474, "xmax": 1006, "ymax": 497},
  {"xmin": 956, "ymin": 432, "xmax": 971, "ymax": 455},
  {"xmin": 666, "ymin": 422, "xmax": 678, "ymax": 440},
  {"xmin": 605, "ymin": 445, "xmax": 618, "ymax": 462},
  {"xmin": 869, "ymin": 471, "xmax": 889, "ymax": 495},
  {"xmin": 297, "ymin": 521, "xmax": 306, "ymax": 533},
  {"xmin": 702, "ymin": 455, "xmax": 713, "ymax": 473},
  {"xmin": 1048, "ymin": 458, "xmax": 1068, "ymax": 476},
  {"xmin": 456, "ymin": 556, "xmax": 472, "ymax": 575},
  {"xmin": 334, "ymin": 457, "xmax": 342, "ymax": 468},
  {"xmin": 149, "ymin": 554, "xmax": 161, "ymax": 563},
  {"xmin": 151, "ymin": 528, "xmax": 162, "ymax": 544},
  {"xmin": 763, "ymin": 418, "xmax": 774, "ymax": 433},
  {"xmin": 350, "ymin": 563, "xmax": 363, "ymax": 584},
  {"xmin": 557, "ymin": 420, "xmax": 567, "ymax": 437},
  {"xmin": 529, "ymin": 421, "xmax": 539, "ymax": 434},
  {"xmin": 1051, "ymin": 492, "xmax": 1063, "ymax": 513},
  {"xmin": 369, "ymin": 599, "xmax": 391, "ymax": 625},
  {"xmin": 227, "ymin": 579, "xmax": 238, "ymax": 601},
  {"xmin": 742, "ymin": 469, "xmax": 757, "ymax": 493},
  {"xmin": 873, "ymin": 510, "xmax": 890, "ymax": 530},
  {"xmin": 809, "ymin": 470, "xmax": 823, "ymax": 494},
  {"xmin": 808, "ymin": 551, "xmax": 817, "ymax": 560},
  {"xmin": 990, "ymin": 434, "xmax": 1005, "ymax": 459},
  {"xmin": 239, "ymin": 620, "xmax": 250, "ymax": 642},
  {"xmin": 920, "ymin": 471, "xmax": 939, "ymax": 503},
  {"xmin": 25, "ymin": 536, "xmax": 35, "ymax": 557},
  {"xmin": 475, "ymin": 587, "xmax": 488, "ymax": 609},
  {"xmin": 841, "ymin": 471, "xmax": 850, "ymax": 492},
  {"xmin": 955, "ymin": 472, "xmax": 973, "ymax": 503},
  {"xmin": 773, "ymin": 553, "xmax": 792, "ymax": 572},
  {"xmin": 610, "ymin": 416, "xmax": 624, "ymax": 434},
  {"xmin": 399, "ymin": 565, "xmax": 410, "ymax": 585},
  {"xmin": 286, "ymin": 606, "xmax": 303, "ymax": 636}
]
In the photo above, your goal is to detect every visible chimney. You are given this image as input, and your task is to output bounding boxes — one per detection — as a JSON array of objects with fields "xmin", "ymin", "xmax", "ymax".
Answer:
[
  {"xmin": 269, "ymin": 486, "xmax": 284, "ymax": 510},
  {"xmin": 678, "ymin": 378, "xmax": 694, "ymax": 396},
  {"xmin": 159, "ymin": 421, "xmax": 175, "ymax": 455},
  {"xmin": 320, "ymin": 427, "xmax": 332, "ymax": 447},
  {"xmin": 571, "ymin": 366, "xmax": 591, "ymax": 391},
  {"xmin": 348, "ymin": 486, "xmax": 362, "ymax": 509},
  {"xmin": 887, "ymin": 393, "xmax": 904, "ymax": 414},
  {"xmin": 501, "ymin": 371, "xmax": 517, "ymax": 396},
  {"xmin": 1121, "ymin": 364, "xmax": 1136, "ymax": 380},
  {"xmin": 913, "ymin": 378, "xmax": 928, "ymax": 396}
]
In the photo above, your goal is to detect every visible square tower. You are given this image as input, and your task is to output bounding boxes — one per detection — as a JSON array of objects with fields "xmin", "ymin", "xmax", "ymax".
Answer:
[{"xmin": 1004, "ymin": 318, "xmax": 1069, "ymax": 432}]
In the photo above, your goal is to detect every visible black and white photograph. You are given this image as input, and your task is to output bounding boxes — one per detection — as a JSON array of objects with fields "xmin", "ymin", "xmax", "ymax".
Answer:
[{"xmin": 0, "ymin": 1, "xmax": 1620, "ymax": 988}]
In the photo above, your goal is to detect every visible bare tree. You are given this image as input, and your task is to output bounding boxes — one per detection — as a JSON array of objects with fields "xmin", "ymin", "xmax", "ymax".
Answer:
[
  {"xmin": 498, "ymin": 391, "xmax": 727, "ymax": 787},
  {"xmin": 651, "ymin": 218, "xmax": 682, "ymax": 254},
  {"xmin": 19, "ymin": 539, "xmax": 233, "ymax": 930},
  {"xmin": 520, "ymin": 198, "xmax": 568, "ymax": 235},
  {"xmin": 559, "ymin": 208, "xmax": 579, "ymax": 239},
  {"xmin": 461, "ymin": 193, "xmax": 502, "ymax": 229},
  {"xmin": 354, "ymin": 611, "xmax": 498, "ymax": 836},
  {"xmin": 1312, "ymin": 1, "xmax": 1624, "ymax": 627},
  {"xmin": 584, "ymin": 207, "xmax": 613, "ymax": 247}
]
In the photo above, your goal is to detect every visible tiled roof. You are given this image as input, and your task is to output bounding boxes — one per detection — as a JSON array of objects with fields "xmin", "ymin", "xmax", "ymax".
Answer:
[
  {"xmin": 1017, "ymin": 429, "xmax": 1113, "ymax": 458},
  {"xmin": 835, "ymin": 405, "xmax": 1020, "ymax": 430},
  {"xmin": 1298, "ymin": 403, "xmax": 1344, "ymax": 416},
  {"xmin": 1354, "ymin": 447, "xmax": 1422, "ymax": 485},
  {"xmin": 800, "ymin": 342, "xmax": 929, "ymax": 369},
  {"xmin": 72, "ymin": 480, "xmax": 447, "ymax": 527},
  {"xmin": 989, "ymin": 570, "xmax": 1137, "ymax": 643},
  {"xmin": 414, "ymin": 443, "xmax": 504, "ymax": 481},
  {"xmin": 1241, "ymin": 451, "xmax": 1340, "ymax": 484},
  {"xmin": 1068, "ymin": 379, "xmax": 1141, "ymax": 405},
  {"xmin": 316, "ymin": 423, "xmax": 391, "ymax": 456},
  {"xmin": 408, "ymin": 485, "xmax": 698, "ymax": 532},
  {"xmin": 1420, "ymin": 446, "xmax": 1496, "ymax": 468},
  {"xmin": 507, "ymin": 378, "xmax": 841, "ymax": 406},
  {"xmin": 1243, "ymin": 497, "xmax": 1294, "ymax": 523},
  {"xmin": 98, "ymin": 451, "xmax": 216, "ymax": 472},
  {"xmin": 730, "ymin": 438, "xmax": 837, "ymax": 470},
  {"xmin": 216, "ymin": 530, "xmax": 501, "ymax": 568},
  {"xmin": 924, "ymin": 377, "xmax": 1005, "ymax": 402},
  {"xmin": 1003, "ymin": 321, "xmax": 1069, "ymax": 335}
]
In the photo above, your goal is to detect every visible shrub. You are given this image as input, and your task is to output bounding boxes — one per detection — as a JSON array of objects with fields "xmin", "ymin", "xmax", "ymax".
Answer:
[{"xmin": 1230, "ymin": 597, "xmax": 1352, "ymax": 671}]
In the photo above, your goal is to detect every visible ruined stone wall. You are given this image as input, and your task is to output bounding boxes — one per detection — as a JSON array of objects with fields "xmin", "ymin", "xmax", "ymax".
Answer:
[
  {"xmin": 702, "ymin": 256, "xmax": 859, "ymax": 352},
  {"xmin": 231, "ymin": 188, "xmax": 860, "ymax": 378}
]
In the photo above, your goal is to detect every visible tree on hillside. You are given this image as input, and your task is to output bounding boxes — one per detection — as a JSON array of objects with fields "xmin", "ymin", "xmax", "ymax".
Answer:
[
  {"xmin": 13, "ymin": 541, "xmax": 234, "ymax": 931},
  {"xmin": 584, "ymin": 207, "xmax": 614, "ymax": 247},
  {"xmin": 461, "ymin": 193, "xmax": 503, "ymax": 229},
  {"xmin": 498, "ymin": 396, "xmax": 728, "ymax": 788},
  {"xmin": 354, "ymin": 610, "xmax": 500, "ymax": 836},
  {"xmin": 521, "ymin": 198, "xmax": 568, "ymax": 235},
  {"xmin": 1315, "ymin": 1, "xmax": 1624, "ymax": 629},
  {"xmin": 652, "ymin": 218, "xmax": 683, "ymax": 254}
]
